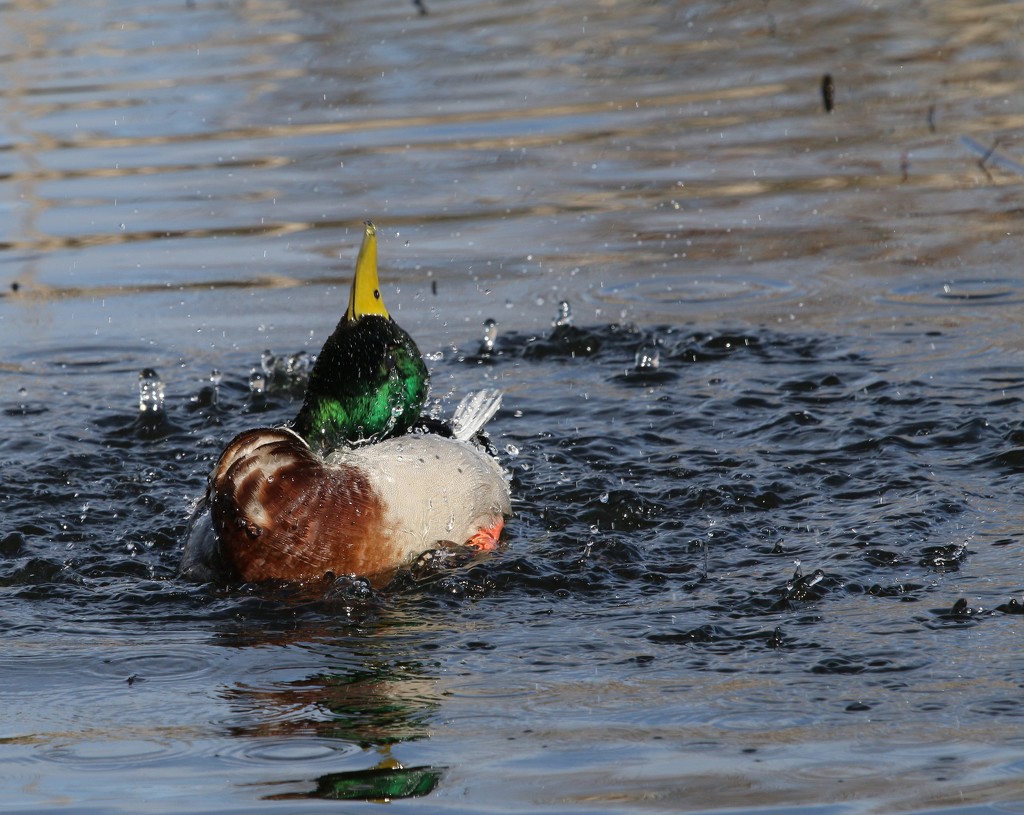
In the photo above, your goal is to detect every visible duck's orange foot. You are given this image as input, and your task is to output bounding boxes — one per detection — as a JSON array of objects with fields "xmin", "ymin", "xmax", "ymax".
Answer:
[{"xmin": 467, "ymin": 517, "xmax": 505, "ymax": 552}]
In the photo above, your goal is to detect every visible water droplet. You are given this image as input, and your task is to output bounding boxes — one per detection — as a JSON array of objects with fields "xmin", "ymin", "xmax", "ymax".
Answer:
[
  {"xmin": 553, "ymin": 300, "xmax": 573, "ymax": 327},
  {"xmin": 445, "ymin": 515, "xmax": 455, "ymax": 533},
  {"xmin": 504, "ymin": 443, "xmax": 520, "ymax": 457},
  {"xmin": 248, "ymin": 368, "xmax": 266, "ymax": 395},
  {"xmin": 599, "ymin": 492, "xmax": 609, "ymax": 504},
  {"xmin": 260, "ymin": 349, "xmax": 276, "ymax": 377},
  {"xmin": 138, "ymin": 368, "xmax": 165, "ymax": 413},
  {"xmin": 287, "ymin": 351, "xmax": 311, "ymax": 375},
  {"xmin": 634, "ymin": 346, "xmax": 660, "ymax": 370},
  {"xmin": 481, "ymin": 318, "xmax": 498, "ymax": 352},
  {"xmin": 207, "ymin": 368, "xmax": 222, "ymax": 407}
]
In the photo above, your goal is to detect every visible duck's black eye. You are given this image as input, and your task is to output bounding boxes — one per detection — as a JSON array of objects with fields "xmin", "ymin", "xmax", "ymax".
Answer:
[{"xmin": 374, "ymin": 289, "xmax": 380, "ymax": 299}]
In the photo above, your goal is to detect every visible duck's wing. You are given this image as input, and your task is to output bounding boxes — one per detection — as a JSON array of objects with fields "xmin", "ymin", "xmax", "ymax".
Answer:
[{"xmin": 180, "ymin": 496, "xmax": 222, "ymax": 582}]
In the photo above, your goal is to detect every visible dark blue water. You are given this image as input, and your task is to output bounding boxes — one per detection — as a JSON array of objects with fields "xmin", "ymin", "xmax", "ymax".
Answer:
[
  {"xmin": 4, "ymin": 0, "xmax": 1024, "ymax": 812},
  {"xmin": 4, "ymin": 310, "xmax": 1024, "ymax": 812}
]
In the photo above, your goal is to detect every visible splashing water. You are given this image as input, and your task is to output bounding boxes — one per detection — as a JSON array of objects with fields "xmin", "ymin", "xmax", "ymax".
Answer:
[
  {"xmin": 481, "ymin": 318, "xmax": 498, "ymax": 353},
  {"xmin": 285, "ymin": 350, "xmax": 312, "ymax": 376},
  {"xmin": 553, "ymin": 300, "xmax": 573, "ymax": 328},
  {"xmin": 260, "ymin": 350, "xmax": 276, "ymax": 378},
  {"xmin": 209, "ymin": 369, "xmax": 222, "ymax": 407},
  {"xmin": 248, "ymin": 368, "xmax": 266, "ymax": 396},
  {"xmin": 256, "ymin": 349, "xmax": 316, "ymax": 392},
  {"xmin": 633, "ymin": 346, "xmax": 660, "ymax": 371},
  {"xmin": 137, "ymin": 368, "xmax": 165, "ymax": 413}
]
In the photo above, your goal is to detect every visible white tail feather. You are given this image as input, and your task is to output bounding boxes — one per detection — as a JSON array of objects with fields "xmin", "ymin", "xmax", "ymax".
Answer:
[{"xmin": 451, "ymin": 389, "xmax": 503, "ymax": 441}]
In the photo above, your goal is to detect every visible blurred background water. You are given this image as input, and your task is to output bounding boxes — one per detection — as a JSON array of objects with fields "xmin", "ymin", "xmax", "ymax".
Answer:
[{"xmin": 4, "ymin": 0, "xmax": 1024, "ymax": 812}]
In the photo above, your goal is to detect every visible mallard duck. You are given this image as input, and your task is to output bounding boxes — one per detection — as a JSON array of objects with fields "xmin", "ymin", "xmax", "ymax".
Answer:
[{"xmin": 182, "ymin": 223, "xmax": 510, "ymax": 587}]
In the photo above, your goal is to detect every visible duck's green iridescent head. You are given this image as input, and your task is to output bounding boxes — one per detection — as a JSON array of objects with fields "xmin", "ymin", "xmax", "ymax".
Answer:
[{"xmin": 292, "ymin": 222, "xmax": 429, "ymax": 453}]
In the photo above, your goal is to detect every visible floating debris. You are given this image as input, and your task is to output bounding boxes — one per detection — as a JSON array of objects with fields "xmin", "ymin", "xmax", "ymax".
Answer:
[{"xmin": 821, "ymin": 73, "xmax": 834, "ymax": 113}]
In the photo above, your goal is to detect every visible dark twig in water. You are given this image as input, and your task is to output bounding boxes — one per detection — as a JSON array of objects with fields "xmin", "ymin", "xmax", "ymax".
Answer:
[
  {"xmin": 821, "ymin": 73, "xmax": 834, "ymax": 113},
  {"xmin": 926, "ymin": 103, "xmax": 936, "ymax": 133},
  {"xmin": 959, "ymin": 135, "xmax": 1024, "ymax": 182},
  {"xmin": 978, "ymin": 137, "xmax": 1001, "ymax": 170}
]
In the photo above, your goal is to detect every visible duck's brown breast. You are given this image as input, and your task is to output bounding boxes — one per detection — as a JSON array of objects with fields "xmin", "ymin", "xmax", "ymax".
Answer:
[{"xmin": 209, "ymin": 428, "xmax": 401, "ymax": 583}]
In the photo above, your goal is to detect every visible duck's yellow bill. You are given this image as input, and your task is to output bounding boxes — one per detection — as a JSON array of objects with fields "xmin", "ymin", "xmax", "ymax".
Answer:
[{"xmin": 346, "ymin": 221, "xmax": 390, "ymax": 322}]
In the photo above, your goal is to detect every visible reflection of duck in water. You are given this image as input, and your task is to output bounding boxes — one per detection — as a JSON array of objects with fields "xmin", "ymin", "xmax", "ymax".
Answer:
[
  {"xmin": 220, "ymin": 621, "xmax": 446, "ymax": 802},
  {"xmin": 182, "ymin": 222, "xmax": 510, "ymax": 586}
]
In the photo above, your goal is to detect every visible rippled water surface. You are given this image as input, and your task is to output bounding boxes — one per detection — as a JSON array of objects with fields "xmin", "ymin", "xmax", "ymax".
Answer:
[{"xmin": 5, "ymin": 0, "xmax": 1024, "ymax": 812}]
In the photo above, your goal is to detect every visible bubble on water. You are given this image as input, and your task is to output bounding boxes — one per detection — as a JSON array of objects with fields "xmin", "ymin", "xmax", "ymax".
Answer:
[
  {"xmin": 248, "ymin": 368, "xmax": 266, "ymax": 396},
  {"xmin": 634, "ymin": 346, "xmax": 660, "ymax": 371},
  {"xmin": 599, "ymin": 492, "xmax": 609, "ymax": 504},
  {"xmin": 481, "ymin": 318, "xmax": 498, "ymax": 353},
  {"xmin": 504, "ymin": 443, "xmax": 520, "ymax": 457},
  {"xmin": 138, "ymin": 368, "xmax": 165, "ymax": 414},
  {"xmin": 553, "ymin": 300, "xmax": 573, "ymax": 328}
]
